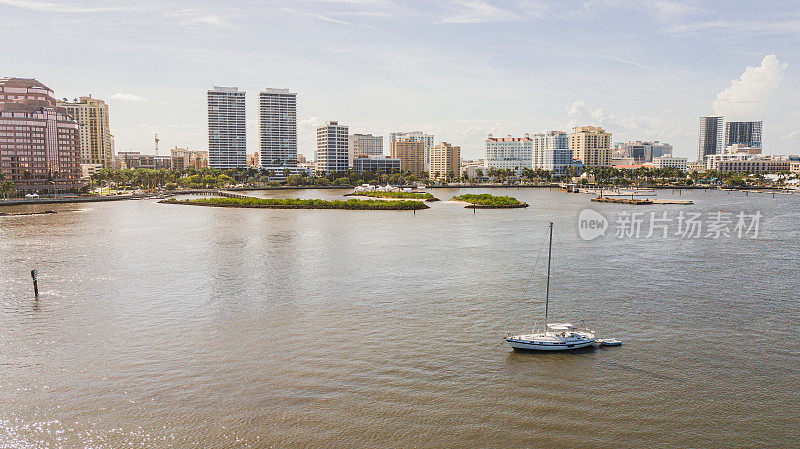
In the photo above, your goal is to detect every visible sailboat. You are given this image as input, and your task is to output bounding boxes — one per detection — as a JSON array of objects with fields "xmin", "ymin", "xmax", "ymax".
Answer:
[{"xmin": 505, "ymin": 222, "xmax": 596, "ymax": 351}]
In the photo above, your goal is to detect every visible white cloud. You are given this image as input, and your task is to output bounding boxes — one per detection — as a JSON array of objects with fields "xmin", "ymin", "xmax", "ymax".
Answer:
[
  {"xmin": 669, "ymin": 19, "xmax": 800, "ymax": 36},
  {"xmin": 605, "ymin": 55, "xmax": 654, "ymax": 70},
  {"xmin": 438, "ymin": 0, "xmax": 519, "ymax": 24},
  {"xmin": 110, "ymin": 93, "xmax": 147, "ymax": 102},
  {"xmin": 517, "ymin": 0, "xmax": 549, "ymax": 19},
  {"xmin": 566, "ymin": 100, "xmax": 693, "ymax": 154},
  {"xmin": 0, "ymin": 0, "xmax": 143, "ymax": 13},
  {"xmin": 713, "ymin": 54, "xmax": 787, "ymax": 119},
  {"xmin": 163, "ymin": 9, "xmax": 234, "ymax": 28},
  {"xmin": 282, "ymin": 8, "xmax": 354, "ymax": 25},
  {"xmin": 567, "ymin": 100, "xmax": 609, "ymax": 125},
  {"xmin": 184, "ymin": 15, "xmax": 230, "ymax": 27}
]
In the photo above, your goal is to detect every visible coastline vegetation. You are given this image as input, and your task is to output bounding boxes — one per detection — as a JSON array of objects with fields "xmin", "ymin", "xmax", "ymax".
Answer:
[
  {"xmin": 451, "ymin": 193, "xmax": 528, "ymax": 208},
  {"xmin": 5, "ymin": 163, "xmax": 797, "ymax": 199},
  {"xmin": 160, "ymin": 197, "xmax": 429, "ymax": 210},
  {"xmin": 349, "ymin": 191, "xmax": 436, "ymax": 201}
]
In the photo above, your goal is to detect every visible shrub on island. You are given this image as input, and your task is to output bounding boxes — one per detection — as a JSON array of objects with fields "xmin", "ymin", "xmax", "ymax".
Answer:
[
  {"xmin": 160, "ymin": 197, "xmax": 429, "ymax": 210},
  {"xmin": 451, "ymin": 193, "xmax": 528, "ymax": 208}
]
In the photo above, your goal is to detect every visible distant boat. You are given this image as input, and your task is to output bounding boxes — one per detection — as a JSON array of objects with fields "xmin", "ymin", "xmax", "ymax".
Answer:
[{"xmin": 505, "ymin": 222, "xmax": 596, "ymax": 351}]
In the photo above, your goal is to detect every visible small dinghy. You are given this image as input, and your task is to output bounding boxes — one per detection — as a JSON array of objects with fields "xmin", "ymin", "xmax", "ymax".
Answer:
[{"xmin": 598, "ymin": 338, "xmax": 622, "ymax": 346}]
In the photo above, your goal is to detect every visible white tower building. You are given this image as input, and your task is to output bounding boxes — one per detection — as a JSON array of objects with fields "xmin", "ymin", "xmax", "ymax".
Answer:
[{"xmin": 207, "ymin": 86, "xmax": 246, "ymax": 169}]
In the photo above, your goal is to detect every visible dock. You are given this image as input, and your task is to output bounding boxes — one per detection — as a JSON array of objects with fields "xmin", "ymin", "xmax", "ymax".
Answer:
[{"xmin": 591, "ymin": 197, "xmax": 693, "ymax": 205}]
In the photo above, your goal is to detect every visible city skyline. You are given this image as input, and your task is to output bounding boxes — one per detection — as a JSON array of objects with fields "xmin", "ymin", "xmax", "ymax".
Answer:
[{"xmin": 3, "ymin": 1, "xmax": 798, "ymax": 159}]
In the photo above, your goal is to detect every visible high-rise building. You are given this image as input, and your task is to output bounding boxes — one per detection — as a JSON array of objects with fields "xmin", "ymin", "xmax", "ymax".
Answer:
[
  {"xmin": 0, "ymin": 78, "xmax": 80, "ymax": 192},
  {"xmin": 569, "ymin": 126, "xmax": 611, "ymax": 167},
  {"xmin": 316, "ymin": 121, "xmax": 349, "ymax": 173},
  {"xmin": 390, "ymin": 131, "xmax": 434, "ymax": 170},
  {"xmin": 207, "ymin": 86, "xmax": 246, "ymax": 169},
  {"xmin": 57, "ymin": 96, "xmax": 113, "ymax": 168},
  {"xmin": 429, "ymin": 142, "xmax": 461, "ymax": 181},
  {"xmin": 616, "ymin": 140, "xmax": 672, "ymax": 163},
  {"xmin": 391, "ymin": 139, "xmax": 427, "ymax": 176},
  {"xmin": 484, "ymin": 134, "xmax": 532, "ymax": 174},
  {"xmin": 534, "ymin": 131, "xmax": 573, "ymax": 173},
  {"xmin": 259, "ymin": 88, "xmax": 297, "ymax": 170},
  {"xmin": 699, "ymin": 116, "xmax": 724, "ymax": 161},
  {"xmin": 348, "ymin": 133, "xmax": 383, "ymax": 166},
  {"xmin": 725, "ymin": 121, "xmax": 762, "ymax": 149}
]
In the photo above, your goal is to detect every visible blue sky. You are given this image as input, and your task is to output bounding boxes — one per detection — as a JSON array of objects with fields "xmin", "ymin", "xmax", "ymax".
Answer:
[{"xmin": 3, "ymin": 0, "xmax": 799, "ymax": 160}]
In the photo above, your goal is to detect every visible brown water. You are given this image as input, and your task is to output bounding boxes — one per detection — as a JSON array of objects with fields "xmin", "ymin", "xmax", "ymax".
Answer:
[{"xmin": 1, "ymin": 188, "xmax": 798, "ymax": 448}]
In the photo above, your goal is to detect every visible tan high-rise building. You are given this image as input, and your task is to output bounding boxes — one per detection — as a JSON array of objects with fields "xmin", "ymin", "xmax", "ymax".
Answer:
[
  {"xmin": 429, "ymin": 142, "xmax": 460, "ymax": 181},
  {"xmin": 569, "ymin": 126, "xmax": 612, "ymax": 167},
  {"xmin": 58, "ymin": 96, "xmax": 113, "ymax": 167},
  {"xmin": 391, "ymin": 138, "xmax": 426, "ymax": 176}
]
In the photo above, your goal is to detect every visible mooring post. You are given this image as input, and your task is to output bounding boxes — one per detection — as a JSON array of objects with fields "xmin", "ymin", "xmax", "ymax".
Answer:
[{"xmin": 31, "ymin": 269, "xmax": 38, "ymax": 298}]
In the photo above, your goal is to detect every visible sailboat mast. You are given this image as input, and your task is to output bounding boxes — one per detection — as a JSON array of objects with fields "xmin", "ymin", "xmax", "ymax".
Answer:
[{"xmin": 544, "ymin": 222, "xmax": 553, "ymax": 331}]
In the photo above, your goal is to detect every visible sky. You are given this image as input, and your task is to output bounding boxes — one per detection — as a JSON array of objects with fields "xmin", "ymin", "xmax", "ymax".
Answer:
[{"xmin": 3, "ymin": 0, "xmax": 800, "ymax": 160}]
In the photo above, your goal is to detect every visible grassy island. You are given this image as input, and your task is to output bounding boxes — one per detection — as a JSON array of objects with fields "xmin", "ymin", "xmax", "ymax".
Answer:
[
  {"xmin": 160, "ymin": 197, "xmax": 429, "ymax": 210},
  {"xmin": 348, "ymin": 191, "xmax": 438, "ymax": 201},
  {"xmin": 451, "ymin": 193, "xmax": 528, "ymax": 208}
]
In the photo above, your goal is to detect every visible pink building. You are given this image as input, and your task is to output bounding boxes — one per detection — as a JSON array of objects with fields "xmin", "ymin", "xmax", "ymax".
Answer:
[{"xmin": 0, "ymin": 78, "xmax": 81, "ymax": 192}]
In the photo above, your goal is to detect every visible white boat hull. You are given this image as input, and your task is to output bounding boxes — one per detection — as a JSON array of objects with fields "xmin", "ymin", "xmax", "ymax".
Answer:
[{"xmin": 506, "ymin": 337, "xmax": 596, "ymax": 351}]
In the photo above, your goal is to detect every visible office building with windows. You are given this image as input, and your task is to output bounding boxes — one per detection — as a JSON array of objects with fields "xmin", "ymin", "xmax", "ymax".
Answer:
[
  {"xmin": 0, "ymin": 77, "xmax": 81, "ymax": 192},
  {"xmin": 429, "ymin": 142, "xmax": 461, "ymax": 181},
  {"xmin": 390, "ymin": 138, "xmax": 427, "ymax": 176},
  {"xmin": 259, "ymin": 88, "xmax": 297, "ymax": 170},
  {"xmin": 699, "ymin": 116, "xmax": 724, "ymax": 161},
  {"xmin": 725, "ymin": 121, "xmax": 762, "ymax": 149},
  {"xmin": 207, "ymin": 86, "xmax": 246, "ymax": 169},
  {"xmin": 390, "ymin": 131, "xmax": 433, "ymax": 170},
  {"xmin": 484, "ymin": 134, "xmax": 532, "ymax": 174},
  {"xmin": 569, "ymin": 126, "xmax": 611, "ymax": 167},
  {"xmin": 352, "ymin": 155, "xmax": 401, "ymax": 173},
  {"xmin": 349, "ymin": 133, "xmax": 383, "ymax": 166},
  {"xmin": 58, "ymin": 96, "xmax": 113, "ymax": 168},
  {"xmin": 316, "ymin": 121, "xmax": 349, "ymax": 173}
]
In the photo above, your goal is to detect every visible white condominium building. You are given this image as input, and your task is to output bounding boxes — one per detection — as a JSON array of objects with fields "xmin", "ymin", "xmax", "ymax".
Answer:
[
  {"xmin": 259, "ymin": 88, "xmax": 297, "ymax": 169},
  {"xmin": 316, "ymin": 121, "xmax": 349, "ymax": 173},
  {"xmin": 207, "ymin": 86, "xmax": 246, "ymax": 169},
  {"xmin": 533, "ymin": 131, "xmax": 573, "ymax": 173},
  {"xmin": 57, "ymin": 96, "xmax": 113, "ymax": 167},
  {"xmin": 484, "ymin": 134, "xmax": 533, "ymax": 173}
]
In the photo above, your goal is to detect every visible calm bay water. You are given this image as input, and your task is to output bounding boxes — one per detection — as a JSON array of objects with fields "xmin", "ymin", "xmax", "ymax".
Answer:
[{"xmin": 1, "ymin": 188, "xmax": 799, "ymax": 448}]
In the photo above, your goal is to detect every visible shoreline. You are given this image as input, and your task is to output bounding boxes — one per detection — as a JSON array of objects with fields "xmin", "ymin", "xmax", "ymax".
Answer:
[{"xmin": 2, "ymin": 185, "xmax": 796, "ymax": 207}]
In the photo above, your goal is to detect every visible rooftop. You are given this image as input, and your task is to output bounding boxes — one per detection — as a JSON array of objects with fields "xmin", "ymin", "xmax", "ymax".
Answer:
[
  {"xmin": 0, "ymin": 77, "xmax": 53, "ymax": 92},
  {"xmin": 486, "ymin": 133, "xmax": 532, "ymax": 142}
]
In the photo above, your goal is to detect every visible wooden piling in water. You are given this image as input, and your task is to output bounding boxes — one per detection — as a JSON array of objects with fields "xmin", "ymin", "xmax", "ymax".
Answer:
[{"xmin": 31, "ymin": 269, "xmax": 38, "ymax": 298}]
